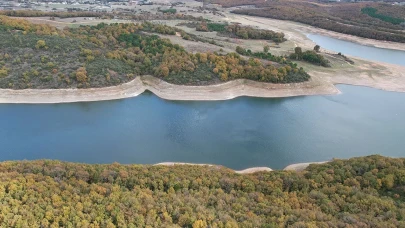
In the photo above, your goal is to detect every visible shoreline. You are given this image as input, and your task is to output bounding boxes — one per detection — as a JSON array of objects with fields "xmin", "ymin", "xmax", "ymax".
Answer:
[
  {"xmin": 154, "ymin": 161, "xmax": 329, "ymax": 173},
  {"xmin": 1, "ymin": 64, "xmax": 405, "ymax": 104},
  {"xmin": 0, "ymin": 75, "xmax": 340, "ymax": 104}
]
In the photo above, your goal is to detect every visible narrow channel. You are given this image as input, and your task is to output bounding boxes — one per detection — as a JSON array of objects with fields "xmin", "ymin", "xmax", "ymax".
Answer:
[{"xmin": 1, "ymin": 85, "xmax": 404, "ymax": 169}]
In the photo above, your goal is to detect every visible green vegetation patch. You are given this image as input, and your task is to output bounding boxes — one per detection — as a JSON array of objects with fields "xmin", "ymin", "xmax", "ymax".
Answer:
[
  {"xmin": 207, "ymin": 23, "xmax": 227, "ymax": 32},
  {"xmin": 159, "ymin": 8, "xmax": 177, "ymax": 14},
  {"xmin": 361, "ymin": 7, "xmax": 405, "ymax": 25},
  {"xmin": 290, "ymin": 47, "xmax": 331, "ymax": 67}
]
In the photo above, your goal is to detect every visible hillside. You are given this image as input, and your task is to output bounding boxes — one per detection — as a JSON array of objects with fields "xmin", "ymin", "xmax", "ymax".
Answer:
[
  {"xmin": 214, "ymin": 0, "xmax": 405, "ymax": 43},
  {"xmin": 0, "ymin": 155, "xmax": 404, "ymax": 227},
  {"xmin": 0, "ymin": 16, "xmax": 309, "ymax": 90}
]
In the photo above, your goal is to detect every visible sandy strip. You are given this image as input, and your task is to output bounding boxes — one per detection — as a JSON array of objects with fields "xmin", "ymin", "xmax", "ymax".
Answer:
[
  {"xmin": 283, "ymin": 161, "xmax": 329, "ymax": 172},
  {"xmin": 154, "ymin": 162, "xmax": 272, "ymax": 174},
  {"xmin": 0, "ymin": 75, "xmax": 339, "ymax": 103},
  {"xmin": 155, "ymin": 161, "xmax": 332, "ymax": 173}
]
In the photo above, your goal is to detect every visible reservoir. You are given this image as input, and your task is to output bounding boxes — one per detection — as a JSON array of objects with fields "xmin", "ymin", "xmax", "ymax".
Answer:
[
  {"xmin": 1, "ymin": 84, "xmax": 404, "ymax": 170},
  {"xmin": 307, "ymin": 34, "xmax": 405, "ymax": 67}
]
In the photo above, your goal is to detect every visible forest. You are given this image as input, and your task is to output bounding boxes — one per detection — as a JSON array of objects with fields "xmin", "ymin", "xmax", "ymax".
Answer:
[
  {"xmin": 213, "ymin": 0, "xmax": 405, "ymax": 43},
  {"xmin": 0, "ymin": 155, "xmax": 404, "ymax": 227},
  {"xmin": 0, "ymin": 16, "xmax": 308, "ymax": 89}
]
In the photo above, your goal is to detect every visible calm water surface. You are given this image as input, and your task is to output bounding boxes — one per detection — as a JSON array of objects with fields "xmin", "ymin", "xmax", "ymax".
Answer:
[
  {"xmin": 307, "ymin": 34, "xmax": 405, "ymax": 67},
  {"xmin": 1, "ymin": 85, "xmax": 404, "ymax": 169}
]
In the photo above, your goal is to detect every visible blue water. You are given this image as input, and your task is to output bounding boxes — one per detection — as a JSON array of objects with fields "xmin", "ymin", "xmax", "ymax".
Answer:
[
  {"xmin": 307, "ymin": 34, "xmax": 405, "ymax": 67},
  {"xmin": 0, "ymin": 85, "xmax": 404, "ymax": 169}
]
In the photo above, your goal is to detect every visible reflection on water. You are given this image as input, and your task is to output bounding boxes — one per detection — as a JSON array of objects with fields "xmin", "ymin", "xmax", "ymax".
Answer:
[
  {"xmin": 307, "ymin": 34, "xmax": 405, "ymax": 67},
  {"xmin": 0, "ymin": 85, "xmax": 404, "ymax": 169}
]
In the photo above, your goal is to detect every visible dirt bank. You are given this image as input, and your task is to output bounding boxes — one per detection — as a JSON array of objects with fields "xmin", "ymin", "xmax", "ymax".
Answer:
[
  {"xmin": 284, "ymin": 161, "xmax": 329, "ymax": 172},
  {"xmin": 0, "ymin": 75, "xmax": 339, "ymax": 103}
]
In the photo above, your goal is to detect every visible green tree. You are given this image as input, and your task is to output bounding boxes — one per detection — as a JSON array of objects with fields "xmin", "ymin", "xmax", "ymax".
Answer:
[{"xmin": 263, "ymin": 45, "xmax": 270, "ymax": 53}]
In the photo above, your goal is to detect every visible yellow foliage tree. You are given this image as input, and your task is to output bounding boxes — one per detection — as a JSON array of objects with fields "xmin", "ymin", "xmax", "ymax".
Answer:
[
  {"xmin": 76, "ymin": 67, "xmax": 88, "ymax": 83},
  {"xmin": 0, "ymin": 67, "xmax": 9, "ymax": 78},
  {"xmin": 220, "ymin": 73, "xmax": 228, "ymax": 81},
  {"xmin": 35, "ymin": 40, "xmax": 46, "ymax": 49},
  {"xmin": 192, "ymin": 220, "xmax": 207, "ymax": 228}
]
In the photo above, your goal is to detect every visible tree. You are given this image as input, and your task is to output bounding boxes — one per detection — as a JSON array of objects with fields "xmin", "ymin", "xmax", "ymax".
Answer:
[
  {"xmin": 76, "ymin": 67, "xmax": 88, "ymax": 83},
  {"xmin": 263, "ymin": 45, "xmax": 270, "ymax": 53},
  {"xmin": 193, "ymin": 220, "xmax": 207, "ymax": 228},
  {"xmin": 35, "ymin": 40, "xmax": 46, "ymax": 49},
  {"xmin": 158, "ymin": 66, "xmax": 170, "ymax": 77},
  {"xmin": 0, "ymin": 67, "xmax": 9, "ymax": 77},
  {"xmin": 235, "ymin": 46, "xmax": 246, "ymax": 55},
  {"xmin": 314, "ymin": 45, "xmax": 320, "ymax": 52},
  {"xmin": 294, "ymin": 47, "xmax": 302, "ymax": 56}
]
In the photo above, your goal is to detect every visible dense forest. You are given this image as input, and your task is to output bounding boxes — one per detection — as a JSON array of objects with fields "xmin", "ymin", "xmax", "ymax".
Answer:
[
  {"xmin": 0, "ymin": 16, "xmax": 308, "ymax": 89},
  {"xmin": 213, "ymin": 0, "xmax": 405, "ymax": 43},
  {"xmin": 0, "ymin": 155, "xmax": 404, "ymax": 227}
]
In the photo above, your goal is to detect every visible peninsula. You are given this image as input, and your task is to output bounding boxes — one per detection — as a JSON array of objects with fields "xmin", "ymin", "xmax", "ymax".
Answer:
[{"xmin": 0, "ymin": 9, "xmax": 405, "ymax": 103}]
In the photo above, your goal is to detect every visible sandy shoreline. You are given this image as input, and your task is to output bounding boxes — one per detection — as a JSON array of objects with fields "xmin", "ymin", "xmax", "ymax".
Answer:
[
  {"xmin": 154, "ymin": 161, "xmax": 328, "ymax": 173},
  {"xmin": 0, "ymin": 75, "xmax": 340, "ymax": 103},
  {"xmin": 155, "ymin": 162, "xmax": 273, "ymax": 174},
  {"xmin": 284, "ymin": 161, "xmax": 329, "ymax": 172}
]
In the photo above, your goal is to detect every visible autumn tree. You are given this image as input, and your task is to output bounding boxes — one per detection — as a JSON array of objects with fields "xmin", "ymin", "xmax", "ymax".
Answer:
[
  {"xmin": 0, "ymin": 67, "xmax": 9, "ymax": 77},
  {"xmin": 35, "ymin": 40, "xmax": 46, "ymax": 49},
  {"xmin": 76, "ymin": 67, "xmax": 88, "ymax": 83}
]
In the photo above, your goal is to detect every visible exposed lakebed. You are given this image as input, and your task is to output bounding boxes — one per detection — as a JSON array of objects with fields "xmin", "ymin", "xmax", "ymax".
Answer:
[{"xmin": 1, "ymin": 85, "xmax": 404, "ymax": 169}]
